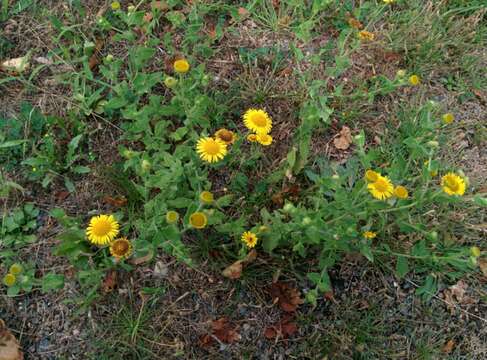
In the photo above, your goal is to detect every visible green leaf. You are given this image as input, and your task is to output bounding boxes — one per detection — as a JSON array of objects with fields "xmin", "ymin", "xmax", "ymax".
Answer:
[
  {"xmin": 215, "ymin": 194, "xmax": 233, "ymax": 207},
  {"xmin": 360, "ymin": 244, "xmax": 374, "ymax": 262},
  {"xmin": 396, "ymin": 255, "xmax": 409, "ymax": 278},
  {"xmin": 41, "ymin": 273, "xmax": 65, "ymax": 292},
  {"xmin": 473, "ymin": 195, "xmax": 487, "ymax": 207},
  {"xmin": 262, "ymin": 233, "xmax": 280, "ymax": 253}
]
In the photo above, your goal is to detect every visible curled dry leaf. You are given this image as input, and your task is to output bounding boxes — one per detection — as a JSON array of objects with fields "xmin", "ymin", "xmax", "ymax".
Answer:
[
  {"xmin": 443, "ymin": 280, "xmax": 476, "ymax": 314},
  {"xmin": 129, "ymin": 251, "xmax": 153, "ymax": 265},
  {"xmin": 333, "ymin": 126, "xmax": 353, "ymax": 150},
  {"xmin": 264, "ymin": 314, "xmax": 298, "ymax": 341},
  {"xmin": 222, "ymin": 249, "xmax": 257, "ymax": 279},
  {"xmin": 269, "ymin": 282, "xmax": 304, "ymax": 313},
  {"xmin": 0, "ymin": 319, "xmax": 23, "ymax": 360}
]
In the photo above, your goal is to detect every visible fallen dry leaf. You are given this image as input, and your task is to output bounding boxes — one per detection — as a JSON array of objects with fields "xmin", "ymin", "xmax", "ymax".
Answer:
[
  {"xmin": 1, "ymin": 55, "xmax": 30, "ymax": 73},
  {"xmin": 103, "ymin": 195, "xmax": 128, "ymax": 207},
  {"xmin": 199, "ymin": 317, "xmax": 240, "ymax": 347},
  {"xmin": 152, "ymin": 1, "xmax": 169, "ymax": 11},
  {"xmin": 442, "ymin": 339, "xmax": 455, "ymax": 354},
  {"xmin": 347, "ymin": 16, "xmax": 363, "ymax": 30},
  {"xmin": 478, "ymin": 258, "xmax": 487, "ymax": 278},
  {"xmin": 269, "ymin": 282, "xmax": 304, "ymax": 313},
  {"xmin": 443, "ymin": 280, "xmax": 476, "ymax": 314},
  {"xmin": 264, "ymin": 314, "xmax": 298, "ymax": 341},
  {"xmin": 101, "ymin": 270, "xmax": 117, "ymax": 294},
  {"xmin": 143, "ymin": 12, "xmax": 153, "ymax": 23},
  {"xmin": 222, "ymin": 249, "xmax": 257, "ymax": 279},
  {"xmin": 333, "ymin": 126, "xmax": 353, "ymax": 150},
  {"xmin": 0, "ymin": 319, "xmax": 23, "ymax": 360}
]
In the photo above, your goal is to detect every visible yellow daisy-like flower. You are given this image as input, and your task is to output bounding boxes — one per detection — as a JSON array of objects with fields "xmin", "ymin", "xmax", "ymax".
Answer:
[
  {"xmin": 368, "ymin": 175, "xmax": 394, "ymax": 200},
  {"xmin": 199, "ymin": 191, "xmax": 214, "ymax": 204},
  {"xmin": 394, "ymin": 185, "xmax": 409, "ymax": 199},
  {"xmin": 442, "ymin": 113, "xmax": 454, "ymax": 124},
  {"xmin": 196, "ymin": 137, "xmax": 227, "ymax": 163},
  {"xmin": 166, "ymin": 211, "xmax": 179, "ymax": 224},
  {"xmin": 241, "ymin": 231, "xmax": 258, "ymax": 248},
  {"xmin": 243, "ymin": 109, "xmax": 272, "ymax": 134},
  {"xmin": 358, "ymin": 30, "xmax": 375, "ymax": 41},
  {"xmin": 383, "ymin": 0, "xmax": 394, "ymax": 4},
  {"xmin": 256, "ymin": 133, "xmax": 273, "ymax": 146},
  {"xmin": 409, "ymin": 75, "xmax": 420, "ymax": 86},
  {"xmin": 441, "ymin": 172, "xmax": 466, "ymax": 196},
  {"xmin": 9, "ymin": 264, "xmax": 23, "ymax": 275},
  {"xmin": 365, "ymin": 170, "xmax": 380, "ymax": 183},
  {"xmin": 3, "ymin": 273, "xmax": 16, "ymax": 287},
  {"xmin": 109, "ymin": 237, "xmax": 133, "ymax": 260},
  {"xmin": 174, "ymin": 59, "xmax": 190, "ymax": 74},
  {"xmin": 189, "ymin": 212, "xmax": 207, "ymax": 229},
  {"xmin": 86, "ymin": 214, "xmax": 120, "ymax": 246},
  {"xmin": 247, "ymin": 134, "xmax": 258, "ymax": 142},
  {"xmin": 214, "ymin": 129, "xmax": 237, "ymax": 145},
  {"xmin": 363, "ymin": 231, "xmax": 377, "ymax": 239},
  {"xmin": 111, "ymin": 1, "xmax": 121, "ymax": 10}
]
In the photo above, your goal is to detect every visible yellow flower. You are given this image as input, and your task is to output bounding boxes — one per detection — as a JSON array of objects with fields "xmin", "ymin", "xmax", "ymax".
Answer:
[
  {"xmin": 189, "ymin": 212, "xmax": 207, "ymax": 229},
  {"xmin": 409, "ymin": 75, "xmax": 420, "ymax": 86},
  {"xmin": 365, "ymin": 170, "xmax": 380, "ymax": 183},
  {"xmin": 383, "ymin": 0, "xmax": 394, "ymax": 3},
  {"xmin": 368, "ymin": 175, "xmax": 394, "ymax": 200},
  {"xmin": 174, "ymin": 59, "xmax": 190, "ymax": 74},
  {"xmin": 196, "ymin": 137, "xmax": 227, "ymax": 163},
  {"xmin": 247, "ymin": 134, "xmax": 258, "ymax": 142},
  {"xmin": 394, "ymin": 185, "xmax": 409, "ymax": 199},
  {"xmin": 166, "ymin": 211, "xmax": 179, "ymax": 224},
  {"xmin": 109, "ymin": 237, "xmax": 133, "ymax": 260},
  {"xmin": 199, "ymin": 191, "xmax": 214, "ymax": 204},
  {"xmin": 214, "ymin": 129, "xmax": 237, "ymax": 145},
  {"xmin": 3, "ymin": 273, "xmax": 16, "ymax": 287},
  {"xmin": 241, "ymin": 231, "xmax": 258, "ymax": 248},
  {"xmin": 441, "ymin": 172, "xmax": 466, "ymax": 196},
  {"xmin": 111, "ymin": 1, "xmax": 121, "ymax": 10},
  {"xmin": 86, "ymin": 214, "xmax": 120, "ymax": 246},
  {"xmin": 363, "ymin": 231, "xmax": 377, "ymax": 239},
  {"xmin": 9, "ymin": 264, "xmax": 23, "ymax": 275},
  {"xmin": 243, "ymin": 108, "xmax": 272, "ymax": 134},
  {"xmin": 470, "ymin": 246, "xmax": 481, "ymax": 257},
  {"xmin": 442, "ymin": 113, "xmax": 454, "ymax": 124},
  {"xmin": 358, "ymin": 30, "xmax": 375, "ymax": 41},
  {"xmin": 256, "ymin": 133, "xmax": 273, "ymax": 146}
]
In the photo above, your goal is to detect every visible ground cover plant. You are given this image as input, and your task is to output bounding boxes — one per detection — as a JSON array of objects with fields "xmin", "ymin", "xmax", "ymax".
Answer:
[{"xmin": 1, "ymin": 0, "xmax": 486, "ymax": 358}]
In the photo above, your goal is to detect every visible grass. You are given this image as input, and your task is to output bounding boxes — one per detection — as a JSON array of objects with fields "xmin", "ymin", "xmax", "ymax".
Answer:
[{"xmin": 1, "ymin": 0, "xmax": 486, "ymax": 358}]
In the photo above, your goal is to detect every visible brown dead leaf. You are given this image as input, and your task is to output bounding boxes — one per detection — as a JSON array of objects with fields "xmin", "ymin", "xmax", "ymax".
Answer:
[
  {"xmin": 264, "ymin": 314, "xmax": 298, "ymax": 341},
  {"xmin": 101, "ymin": 270, "xmax": 117, "ymax": 294},
  {"xmin": 443, "ymin": 280, "xmax": 475, "ymax": 314},
  {"xmin": 103, "ymin": 195, "xmax": 128, "ymax": 207},
  {"xmin": 222, "ymin": 249, "xmax": 257, "ymax": 279},
  {"xmin": 88, "ymin": 38, "xmax": 105, "ymax": 71},
  {"xmin": 333, "ymin": 126, "xmax": 353, "ymax": 150},
  {"xmin": 55, "ymin": 191, "xmax": 70, "ymax": 201},
  {"xmin": 222, "ymin": 261, "xmax": 243, "ymax": 279},
  {"xmin": 200, "ymin": 318, "xmax": 240, "ymax": 347},
  {"xmin": 0, "ymin": 319, "xmax": 23, "ymax": 360},
  {"xmin": 478, "ymin": 258, "xmax": 487, "ymax": 278},
  {"xmin": 442, "ymin": 339, "xmax": 455, "ymax": 354},
  {"xmin": 269, "ymin": 282, "xmax": 304, "ymax": 313}
]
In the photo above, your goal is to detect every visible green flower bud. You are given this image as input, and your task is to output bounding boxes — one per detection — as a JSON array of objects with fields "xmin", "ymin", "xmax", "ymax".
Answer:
[
  {"xmin": 164, "ymin": 76, "xmax": 178, "ymax": 88},
  {"xmin": 141, "ymin": 159, "xmax": 151, "ymax": 171},
  {"xmin": 470, "ymin": 246, "xmax": 481, "ymax": 257}
]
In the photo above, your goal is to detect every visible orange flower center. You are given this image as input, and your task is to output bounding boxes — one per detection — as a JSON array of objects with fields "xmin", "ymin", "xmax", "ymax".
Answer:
[
  {"xmin": 92, "ymin": 220, "xmax": 112, "ymax": 236},
  {"xmin": 374, "ymin": 179, "xmax": 389, "ymax": 192},
  {"xmin": 113, "ymin": 240, "xmax": 129, "ymax": 255},
  {"xmin": 251, "ymin": 113, "xmax": 267, "ymax": 127},
  {"xmin": 203, "ymin": 140, "xmax": 221, "ymax": 155},
  {"xmin": 218, "ymin": 130, "xmax": 233, "ymax": 142}
]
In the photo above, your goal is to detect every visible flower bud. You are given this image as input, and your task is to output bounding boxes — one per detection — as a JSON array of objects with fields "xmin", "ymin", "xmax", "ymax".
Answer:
[
  {"xmin": 164, "ymin": 76, "xmax": 178, "ymax": 88},
  {"xmin": 426, "ymin": 140, "xmax": 439, "ymax": 148},
  {"xmin": 302, "ymin": 217, "xmax": 312, "ymax": 226},
  {"xmin": 141, "ymin": 159, "xmax": 151, "ymax": 171},
  {"xmin": 470, "ymin": 246, "xmax": 481, "ymax": 257}
]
